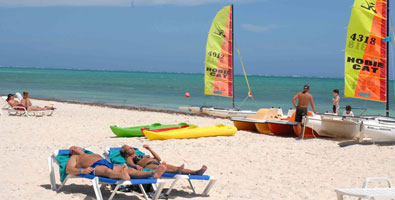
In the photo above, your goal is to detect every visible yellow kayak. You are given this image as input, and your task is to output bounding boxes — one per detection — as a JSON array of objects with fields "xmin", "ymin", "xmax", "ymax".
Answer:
[{"xmin": 143, "ymin": 124, "xmax": 237, "ymax": 140}]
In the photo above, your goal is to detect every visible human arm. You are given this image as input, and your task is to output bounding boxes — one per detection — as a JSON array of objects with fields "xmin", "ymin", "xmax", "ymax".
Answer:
[
  {"xmin": 65, "ymin": 156, "xmax": 93, "ymax": 175},
  {"xmin": 292, "ymin": 93, "xmax": 298, "ymax": 108},
  {"xmin": 27, "ymin": 99, "xmax": 32, "ymax": 106},
  {"xmin": 143, "ymin": 145, "xmax": 161, "ymax": 161},
  {"xmin": 310, "ymin": 95, "xmax": 317, "ymax": 113},
  {"xmin": 125, "ymin": 156, "xmax": 143, "ymax": 170}
]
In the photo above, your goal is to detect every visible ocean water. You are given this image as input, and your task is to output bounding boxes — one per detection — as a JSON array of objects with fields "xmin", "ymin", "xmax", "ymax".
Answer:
[{"xmin": 0, "ymin": 67, "xmax": 394, "ymax": 117}]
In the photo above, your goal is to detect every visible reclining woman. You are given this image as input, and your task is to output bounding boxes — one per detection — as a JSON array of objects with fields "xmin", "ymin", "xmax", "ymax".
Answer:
[
  {"xmin": 20, "ymin": 91, "xmax": 55, "ymax": 111},
  {"xmin": 120, "ymin": 144, "xmax": 207, "ymax": 175},
  {"xmin": 66, "ymin": 146, "xmax": 167, "ymax": 180}
]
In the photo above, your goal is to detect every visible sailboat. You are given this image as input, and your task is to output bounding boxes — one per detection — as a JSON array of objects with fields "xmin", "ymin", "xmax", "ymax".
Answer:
[
  {"xmin": 305, "ymin": 0, "xmax": 395, "ymax": 140},
  {"xmin": 180, "ymin": 5, "xmax": 257, "ymax": 118}
]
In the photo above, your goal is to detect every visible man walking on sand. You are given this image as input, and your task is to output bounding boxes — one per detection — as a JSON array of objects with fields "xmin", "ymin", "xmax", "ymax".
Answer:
[{"xmin": 292, "ymin": 85, "xmax": 317, "ymax": 136}]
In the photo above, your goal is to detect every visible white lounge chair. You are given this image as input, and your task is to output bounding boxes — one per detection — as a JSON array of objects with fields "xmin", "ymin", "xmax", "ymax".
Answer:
[
  {"xmin": 335, "ymin": 177, "xmax": 395, "ymax": 200},
  {"xmin": 49, "ymin": 148, "xmax": 165, "ymax": 200},
  {"xmin": 104, "ymin": 147, "xmax": 217, "ymax": 196}
]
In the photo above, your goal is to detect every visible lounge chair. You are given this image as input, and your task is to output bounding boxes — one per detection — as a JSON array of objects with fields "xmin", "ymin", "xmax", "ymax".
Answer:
[
  {"xmin": 48, "ymin": 148, "xmax": 165, "ymax": 200},
  {"xmin": 103, "ymin": 147, "xmax": 216, "ymax": 196},
  {"xmin": 335, "ymin": 177, "xmax": 395, "ymax": 200}
]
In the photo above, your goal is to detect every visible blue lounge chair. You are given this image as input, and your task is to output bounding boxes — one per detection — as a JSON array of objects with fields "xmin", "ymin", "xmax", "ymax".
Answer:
[
  {"xmin": 48, "ymin": 148, "xmax": 165, "ymax": 200},
  {"xmin": 103, "ymin": 147, "xmax": 216, "ymax": 196}
]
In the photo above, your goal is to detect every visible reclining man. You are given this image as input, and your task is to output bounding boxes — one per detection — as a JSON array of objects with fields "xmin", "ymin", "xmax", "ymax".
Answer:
[
  {"xmin": 66, "ymin": 146, "xmax": 166, "ymax": 180},
  {"xmin": 6, "ymin": 94, "xmax": 19, "ymax": 107},
  {"xmin": 120, "ymin": 144, "xmax": 207, "ymax": 175}
]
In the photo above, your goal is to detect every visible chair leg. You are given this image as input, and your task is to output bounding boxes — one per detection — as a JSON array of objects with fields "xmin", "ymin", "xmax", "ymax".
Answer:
[
  {"xmin": 48, "ymin": 156, "xmax": 57, "ymax": 191},
  {"xmin": 336, "ymin": 193, "xmax": 343, "ymax": 200},
  {"xmin": 202, "ymin": 177, "xmax": 217, "ymax": 195},
  {"xmin": 151, "ymin": 180, "xmax": 165, "ymax": 200},
  {"xmin": 187, "ymin": 179, "xmax": 196, "ymax": 194},
  {"xmin": 165, "ymin": 176, "xmax": 183, "ymax": 195},
  {"xmin": 138, "ymin": 184, "xmax": 149, "ymax": 200},
  {"xmin": 108, "ymin": 183, "xmax": 120, "ymax": 200},
  {"xmin": 91, "ymin": 177, "xmax": 103, "ymax": 200},
  {"xmin": 57, "ymin": 176, "xmax": 69, "ymax": 192}
]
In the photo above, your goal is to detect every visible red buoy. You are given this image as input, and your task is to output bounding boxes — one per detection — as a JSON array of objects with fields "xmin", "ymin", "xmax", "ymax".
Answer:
[{"xmin": 185, "ymin": 92, "xmax": 190, "ymax": 98}]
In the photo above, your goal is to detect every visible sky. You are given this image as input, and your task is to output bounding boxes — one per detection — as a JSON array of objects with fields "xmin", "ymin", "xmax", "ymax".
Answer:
[{"xmin": 0, "ymin": 0, "xmax": 395, "ymax": 77}]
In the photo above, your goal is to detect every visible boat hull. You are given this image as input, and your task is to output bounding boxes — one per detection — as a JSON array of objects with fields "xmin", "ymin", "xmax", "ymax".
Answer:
[
  {"xmin": 292, "ymin": 126, "xmax": 318, "ymax": 138},
  {"xmin": 266, "ymin": 119, "xmax": 296, "ymax": 135},
  {"xmin": 143, "ymin": 124, "xmax": 237, "ymax": 140},
  {"xmin": 110, "ymin": 123, "xmax": 189, "ymax": 137},
  {"xmin": 255, "ymin": 123, "xmax": 271, "ymax": 134},
  {"xmin": 233, "ymin": 120, "xmax": 258, "ymax": 131},
  {"xmin": 361, "ymin": 117, "xmax": 395, "ymax": 141},
  {"xmin": 305, "ymin": 115, "xmax": 360, "ymax": 139},
  {"xmin": 179, "ymin": 106, "xmax": 256, "ymax": 118}
]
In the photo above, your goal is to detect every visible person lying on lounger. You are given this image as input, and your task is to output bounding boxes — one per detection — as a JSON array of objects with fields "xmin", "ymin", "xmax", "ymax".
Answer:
[
  {"xmin": 120, "ymin": 144, "xmax": 207, "ymax": 175},
  {"xmin": 66, "ymin": 146, "xmax": 166, "ymax": 180},
  {"xmin": 6, "ymin": 94, "xmax": 19, "ymax": 107},
  {"xmin": 20, "ymin": 91, "xmax": 55, "ymax": 111}
]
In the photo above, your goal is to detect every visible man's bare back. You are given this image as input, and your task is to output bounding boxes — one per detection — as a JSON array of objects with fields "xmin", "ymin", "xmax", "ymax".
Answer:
[{"xmin": 295, "ymin": 92, "xmax": 313, "ymax": 108}]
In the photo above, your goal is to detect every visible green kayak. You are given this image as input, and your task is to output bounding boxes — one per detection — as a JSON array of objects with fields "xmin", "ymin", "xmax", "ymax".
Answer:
[{"xmin": 110, "ymin": 123, "xmax": 190, "ymax": 137}]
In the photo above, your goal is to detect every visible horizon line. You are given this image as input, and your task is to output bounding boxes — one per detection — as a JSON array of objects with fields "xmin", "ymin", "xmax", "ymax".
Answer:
[{"xmin": 0, "ymin": 65, "xmax": 366, "ymax": 80}]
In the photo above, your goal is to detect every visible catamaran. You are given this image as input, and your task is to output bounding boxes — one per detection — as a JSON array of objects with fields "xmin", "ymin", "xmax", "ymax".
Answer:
[
  {"xmin": 179, "ymin": 5, "xmax": 257, "ymax": 118},
  {"xmin": 305, "ymin": 0, "xmax": 395, "ymax": 141}
]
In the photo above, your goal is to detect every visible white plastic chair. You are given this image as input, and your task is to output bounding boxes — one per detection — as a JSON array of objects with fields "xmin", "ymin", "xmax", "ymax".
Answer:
[
  {"xmin": 103, "ymin": 147, "xmax": 217, "ymax": 196},
  {"xmin": 335, "ymin": 177, "xmax": 395, "ymax": 200},
  {"xmin": 49, "ymin": 148, "xmax": 165, "ymax": 200}
]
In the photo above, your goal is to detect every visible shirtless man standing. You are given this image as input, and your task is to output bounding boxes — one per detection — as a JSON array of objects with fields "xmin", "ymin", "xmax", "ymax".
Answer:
[
  {"xmin": 292, "ymin": 85, "xmax": 317, "ymax": 135},
  {"xmin": 66, "ymin": 146, "xmax": 166, "ymax": 180}
]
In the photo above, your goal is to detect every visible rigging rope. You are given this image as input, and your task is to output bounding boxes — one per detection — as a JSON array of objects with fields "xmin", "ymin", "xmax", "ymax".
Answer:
[{"xmin": 235, "ymin": 44, "xmax": 254, "ymax": 101}]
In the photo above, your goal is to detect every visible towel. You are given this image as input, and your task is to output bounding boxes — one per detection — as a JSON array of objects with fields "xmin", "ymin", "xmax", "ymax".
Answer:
[{"xmin": 108, "ymin": 148, "xmax": 153, "ymax": 172}]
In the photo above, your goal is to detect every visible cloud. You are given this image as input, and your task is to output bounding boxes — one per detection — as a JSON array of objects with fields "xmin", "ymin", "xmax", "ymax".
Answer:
[
  {"xmin": 0, "ymin": 0, "xmax": 264, "ymax": 7},
  {"xmin": 241, "ymin": 24, "xmax": 282, "ymax": 33}
]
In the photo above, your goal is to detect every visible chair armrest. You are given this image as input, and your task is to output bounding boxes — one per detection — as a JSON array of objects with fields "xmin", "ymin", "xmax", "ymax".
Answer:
[{"xmin": 362, "ymin": 177, "xmax": 393, "ymax": 188}]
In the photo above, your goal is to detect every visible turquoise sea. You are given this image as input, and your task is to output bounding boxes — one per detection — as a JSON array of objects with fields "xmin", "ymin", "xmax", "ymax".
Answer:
[{"xmin": 1, "ymin": 67, "xmax": 394, "ymax": 117}]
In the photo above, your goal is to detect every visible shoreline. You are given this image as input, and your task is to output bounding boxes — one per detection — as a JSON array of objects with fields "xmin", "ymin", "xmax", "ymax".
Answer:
[{"xmin": 20, "ymin": 96, "xmax": 227, "ymax": 119}]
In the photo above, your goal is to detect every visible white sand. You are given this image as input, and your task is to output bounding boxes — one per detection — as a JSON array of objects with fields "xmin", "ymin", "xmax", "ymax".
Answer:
[{"xmin": 1, "ymin": 99, "xmax": 394, "ymax": 200}]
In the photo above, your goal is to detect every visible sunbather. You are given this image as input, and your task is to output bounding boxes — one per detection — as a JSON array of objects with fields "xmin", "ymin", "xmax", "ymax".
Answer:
[
  {"xmin": 66, "ymin": 146, "xmax": 166, "ymax": 180},
  {"xmin": 120, "ymin": 144, "xmax": 207, "ymax": 175},
  {"xmin": 20, "ymin": 91, "xmax": 55, "ymax": 111},
  {"xmin": 6, "ymin": 94, "xmax": 19, "ymax": 107}
]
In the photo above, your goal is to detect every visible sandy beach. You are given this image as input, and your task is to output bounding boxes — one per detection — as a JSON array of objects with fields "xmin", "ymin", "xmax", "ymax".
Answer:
[{"xmin": 1, "ymin": 99, "xmax": 394, "ymax": 200}]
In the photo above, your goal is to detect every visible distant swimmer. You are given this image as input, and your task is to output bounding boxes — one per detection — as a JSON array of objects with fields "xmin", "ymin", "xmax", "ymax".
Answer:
[
  {"xmin": 332, "ymin": 89, "xmax": 340, "ymax": 114},
  {"xmin": 292, "ymin": 85, "xmax": 317, "ymax": 136}
]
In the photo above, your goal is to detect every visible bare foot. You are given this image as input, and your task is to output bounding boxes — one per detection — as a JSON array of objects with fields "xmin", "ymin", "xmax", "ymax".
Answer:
[
  {"xmin": 121, "ymin": 164, "xmax": 131, "ymax": 180},
  {"xmin": 153, "ymin": 162, "xmax": 167, "ymax": 178},
  {"xmin": 195, "ymin": 165, "xmax": 207, "ymax": 175},
  {"xmin": 176, "ymin": 164, "xmax": 184, "ymax": 174}
]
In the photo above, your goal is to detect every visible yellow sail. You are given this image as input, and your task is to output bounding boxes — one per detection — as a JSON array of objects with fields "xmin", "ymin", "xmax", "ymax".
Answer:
[
  {"xmin": 345, "ymin": 0, "xmax": 388, "ymax": 102},
  {"xmin": 204, "ymin": 5, "xmax": 233, "ymax": 98}
]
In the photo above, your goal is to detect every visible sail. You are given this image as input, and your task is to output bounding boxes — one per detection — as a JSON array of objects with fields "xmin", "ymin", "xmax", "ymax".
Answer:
[
  {"xmin": 204, "ymin": 5, "xmax": 233, "ymax": 98},
  {"xmin": 345, "ymin": 0, "xmax": 387, "ymax": 102}
]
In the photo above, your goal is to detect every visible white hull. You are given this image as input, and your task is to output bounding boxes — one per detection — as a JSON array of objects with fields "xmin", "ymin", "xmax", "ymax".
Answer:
[
  {"xmin": 361, "ymin": 116, "xmax": 395, "ymax": 141},
  {"xmin": 305, "ymin": 114, "xmax": 361, "ymax": 139},
  {"xmin": 179, "ymin": 106, "xmax": 256, "ymax": 118}
]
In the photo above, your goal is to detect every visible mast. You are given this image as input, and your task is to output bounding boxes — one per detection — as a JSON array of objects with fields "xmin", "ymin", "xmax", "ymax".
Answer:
[
  {"xmin": 386, "ymin": 0, "xmax": 390, "ymax": 117},
  {"xmin": 232, "ymin": 4, "xmax": 235, "ymax": 109}
]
